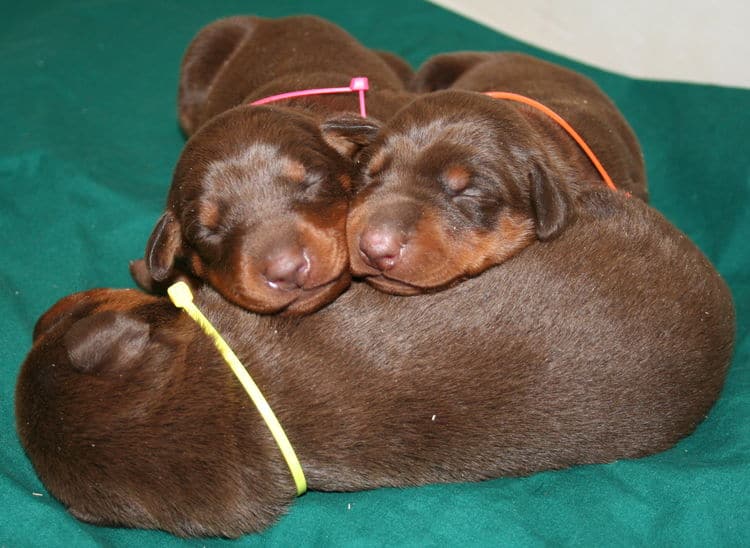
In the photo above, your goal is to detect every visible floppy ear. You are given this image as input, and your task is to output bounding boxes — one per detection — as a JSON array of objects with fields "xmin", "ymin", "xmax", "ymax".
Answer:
[
  {"xmin": 320, "ymin": 114, "xmax": 382, "ymax": 159},
  {"xmin": 130, "ymin": 257, "xmax": 202, "ymax": 295},
  {"xmin": 64, "ymin": 311, "xmax": 150, "ymax": 374},
  {"xmin": 410, "ymin": 52, "xmax": 490, "ymax": 92},
  {"xmin": 179, "ymin": 16, "xmax": 259, "ymax": 135},
  {"xmin": 145, "ymin": 210, "xmax": 183, "ymax": 282},
  {"xmin": 529, "ymin": 165, "xmax": 573, "ymax": 241}
]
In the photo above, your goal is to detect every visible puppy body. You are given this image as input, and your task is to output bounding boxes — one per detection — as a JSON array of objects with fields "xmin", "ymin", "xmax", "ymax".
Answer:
[
  {"xmin": 179, "ymin": 16, "xmax": 412, "ymax": 134},
  {"xmin": 135, "ymin": 15, "xmax": 414, "ymax": 314},
  {"xmin": 347, "ymin": 52, "xmax": 648, "ymax": 294},
  {"xmin": 18, "ymin": 189, "xmax": 735, "ymax": 537}
]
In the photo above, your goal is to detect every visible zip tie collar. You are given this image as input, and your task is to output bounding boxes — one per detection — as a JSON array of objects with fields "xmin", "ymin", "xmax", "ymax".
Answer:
[
  {"xmin": 251, "ymin": 76, "xmax": 369, "ymax": 118},
  {"xmin": 484, "ymin": 91, "xmax": 618, "ymax": 192},
  {"xmin": 167, "ymin": 282, "xmax": 307, "ymax": 496}
]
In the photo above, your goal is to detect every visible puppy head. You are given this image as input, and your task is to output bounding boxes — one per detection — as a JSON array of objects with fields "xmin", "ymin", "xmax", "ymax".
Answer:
[
  {"xmin": 345, "ymin": 91, "xmax": 574, "ymax": 294},
  {"xmin": 17, "ymin": 288, "xmax": 293, "ymax": 536},
  {"xmin": 26, "ymin": 289, "xmax": 175, "ymax": 389},
  {"xmin": 141, "ymin": 106, "xmax": 357, "ymax": 314},
  {"xmin": 19, "ymin": 289, "xmax": 172, "ymax": 523}
]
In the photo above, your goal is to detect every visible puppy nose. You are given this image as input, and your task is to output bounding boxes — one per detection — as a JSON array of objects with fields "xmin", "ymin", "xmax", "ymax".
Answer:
[
  {"xmin": 359, "ymin": 226, "xmax": 404, "ymax": 271},
  {"xmin": 263, "ymin": 247, "xmax": 310, "ymax": 291}
]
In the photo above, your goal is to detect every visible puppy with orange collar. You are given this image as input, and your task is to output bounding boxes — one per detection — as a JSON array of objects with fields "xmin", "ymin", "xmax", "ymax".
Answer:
[
  {"xmin": 346, "ymin": 52, "xmax": 647, "ymax": 295},
  {"xmin": 17, "ymin": 188, "xmax": 734, "ymax": 537},
  {"xmin": 131, "ymin": 15, "xmax": 413, "ymax": 314}
]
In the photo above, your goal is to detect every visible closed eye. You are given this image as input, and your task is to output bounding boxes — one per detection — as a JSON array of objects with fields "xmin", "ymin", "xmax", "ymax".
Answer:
[
  {"xmin": 298, "ymin": 169, "xmax": 350, "ymax": 204},
  {"xmin": 191, "ymin": 228, "xmax": 225, "ymax": 265},
  {"xmin": 449, "ymin": 179, "xmax": 499, "ymax": 207},
  {"xmin": 452, "ymin": 186, "xmax": 484, "ymax": 199},
  {"xmin": 444, "ymin": 178, "xmax": 480, "ymax": 198}
]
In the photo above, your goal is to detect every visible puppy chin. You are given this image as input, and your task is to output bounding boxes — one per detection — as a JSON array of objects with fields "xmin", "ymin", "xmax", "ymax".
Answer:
[
  {"xmin": 351, "ymin": 251, "xmax": 459, "ymax": 296},
  {"xmin": 362, "ymin": 275, "xmax": 426, "ymax": 296}
]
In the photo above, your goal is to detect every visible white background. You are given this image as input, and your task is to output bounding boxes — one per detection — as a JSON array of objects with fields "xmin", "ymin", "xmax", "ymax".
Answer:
[{"xmin": 430, "ymin": 0, "xmax": 750, "ymax": 89}]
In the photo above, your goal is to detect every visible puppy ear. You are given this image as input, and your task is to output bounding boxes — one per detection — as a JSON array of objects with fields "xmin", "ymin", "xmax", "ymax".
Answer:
[
  {"xmin": 179, "ymin": 16, "xmax": 259, "ymax": 135},
  {"xmin": 130, "ymin": 257, "xmax": 203, "ymax": 295},
  {"xmin": 145, "ymin": 211, "xmax": 183, "ymax": 282},
  {"xmin": 529, "ymin": 165, "xmax": 573, "ymax": 241},
  {"xmin": 410, "ymin": 52, "xmax": 490, "ymax": 92},
  {"xmin": 64, "ymin": 311, "xmax": 150, "ymax": 374},
  {"xmin": 320, "ymin": 114, "xmax": 382, "ymax": 159}
]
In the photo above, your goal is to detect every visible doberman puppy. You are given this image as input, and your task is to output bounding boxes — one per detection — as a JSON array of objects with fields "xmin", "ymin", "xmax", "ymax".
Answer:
[
  {"xmin": 131, "ymin": 15, "xmax": 413, "ymax": 314},
  {"xmin": 17, "ymin": 188, "xmax": 734, "ymax": 537},
  {"xmin": 346, "ymin": 52, "xmax": 647, "ymax": 295}
]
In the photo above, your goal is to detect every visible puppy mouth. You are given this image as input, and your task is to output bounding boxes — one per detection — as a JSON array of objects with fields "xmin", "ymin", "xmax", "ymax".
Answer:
[
  {"xmin": 233, "ymin": 271, "xmax": 349, "ymax": 314},
  {"xmin": 258, "ymin": 279, "xmax": 328, "ymax": 305},
  {"xmin": 350, "ymin": 251, "xmax": 432, "ymax": 295},
  {"xmin": 265, "ymin": 263, "xmax": 344, "ymax": 296}
]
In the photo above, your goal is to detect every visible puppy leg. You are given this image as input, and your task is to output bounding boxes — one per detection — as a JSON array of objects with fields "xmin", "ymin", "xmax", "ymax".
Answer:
[{"xmin": 409, "ymin": 52, "xmax": 490, "ymax": 92}]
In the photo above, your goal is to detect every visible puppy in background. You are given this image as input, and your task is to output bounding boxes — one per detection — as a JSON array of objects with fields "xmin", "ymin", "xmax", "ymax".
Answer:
[
  {"xmin": 131, "ymin": 15, "xmax": 414, "ymax": 314},
  {"xmin": 18, "ymin": 188, "xmax": 734, "ymax": 537},
  {"xmin": 346, "ymin": 52, "xmax": 647, "ymax": 295}
]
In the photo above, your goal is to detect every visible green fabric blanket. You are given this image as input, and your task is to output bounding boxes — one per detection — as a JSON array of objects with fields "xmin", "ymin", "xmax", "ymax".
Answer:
[{"xmin": 1, "ymin": 1, "xmax": 748, "ymax": 545}]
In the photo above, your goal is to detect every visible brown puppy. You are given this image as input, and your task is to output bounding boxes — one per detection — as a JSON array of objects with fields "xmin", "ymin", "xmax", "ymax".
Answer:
[
  {"xmin": 133, "ymin": 15, "xmax": 413, "ymax": 313},
  {"xmin": 17, "ymin": 188, "xmax": 734, "ymax": 537},
  {"xmin": 346, "ymin": 52, "xmax": 647, "ymax": 294}
]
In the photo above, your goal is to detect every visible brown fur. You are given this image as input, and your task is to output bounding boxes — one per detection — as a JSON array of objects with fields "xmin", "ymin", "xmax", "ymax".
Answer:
[
  {"xmin": 177, "ymin": 16, "xmax": 412, "ymax": 135},
  {"xmin": 410, "ymin": 52, "xmax": 647, "ymax": 200},
  {"xmin": 17, "ymin": 189, "xmax": 734, "ymax": 537},
  {"xmin": 345, "ymin": 52, "xmax": 647, "ymax": 294},
  {"xmin": 133, "ymin": 15, "xmax": 415, "ymax": 314}
]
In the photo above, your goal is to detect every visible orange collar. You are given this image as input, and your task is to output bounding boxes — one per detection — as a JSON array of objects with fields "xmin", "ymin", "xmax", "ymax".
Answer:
[{"xmin": 484, "ymin": 91, "xmax": 618, "ymax": 192}]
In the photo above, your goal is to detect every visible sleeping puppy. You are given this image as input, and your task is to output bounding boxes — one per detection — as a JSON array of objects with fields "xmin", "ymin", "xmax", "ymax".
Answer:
[
  {"xmin": 17, "ymin": 188, "xmax": 735, "ymax": 537},
  {"xmin": 132, "ymin": 15, "xmax": 413, "ymax": 313},
  {"xmin": 346, "ymin": 52, "xmax": 646, "ymax": 294},
  {"xmin": 133, "ymin": 106, "xmax": 355, "ymax": 315}
]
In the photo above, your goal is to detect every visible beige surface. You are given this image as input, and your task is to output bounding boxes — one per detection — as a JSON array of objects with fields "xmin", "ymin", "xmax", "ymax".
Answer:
[{"xmin": 429, "ymin": 0, "xmax": 750, "ymax": 89}]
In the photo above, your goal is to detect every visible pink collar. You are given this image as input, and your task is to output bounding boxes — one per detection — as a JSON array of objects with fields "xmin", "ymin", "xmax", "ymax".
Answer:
[{"xmin": 250, "ymin": 76, "xmax": 370, "ymax": 117}]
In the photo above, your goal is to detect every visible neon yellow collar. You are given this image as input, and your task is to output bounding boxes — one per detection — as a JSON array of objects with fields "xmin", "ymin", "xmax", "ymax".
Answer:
[{"xmin": 167, "ymin": 282, "xmax": 307, "ymax": 496}]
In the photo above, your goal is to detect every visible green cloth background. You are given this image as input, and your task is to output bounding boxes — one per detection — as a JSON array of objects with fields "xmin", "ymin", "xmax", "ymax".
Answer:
[{"xmin": 1, "ymin": 1, "xmax": 748, "ymax": 545}]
